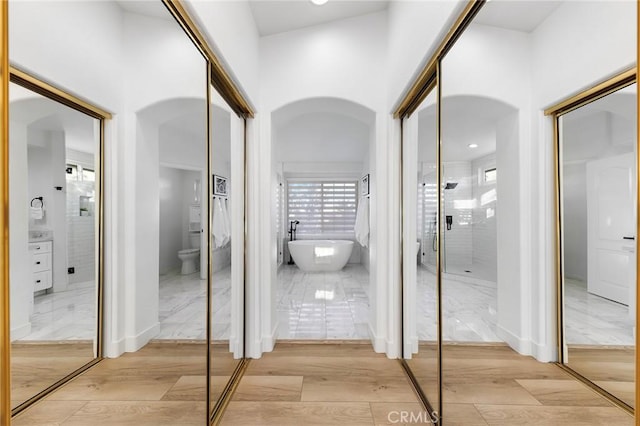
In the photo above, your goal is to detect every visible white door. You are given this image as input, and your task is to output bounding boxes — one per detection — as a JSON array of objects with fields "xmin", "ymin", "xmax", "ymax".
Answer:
[{"xmin": 586, "ymin": 152, "xmax": 636, "ymax": 307}]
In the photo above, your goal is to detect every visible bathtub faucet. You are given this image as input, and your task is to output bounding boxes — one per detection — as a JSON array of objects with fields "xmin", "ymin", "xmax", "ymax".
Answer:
[{"xmin": 288, "ymin": 220, "xmax": 300, "ymax": 264}]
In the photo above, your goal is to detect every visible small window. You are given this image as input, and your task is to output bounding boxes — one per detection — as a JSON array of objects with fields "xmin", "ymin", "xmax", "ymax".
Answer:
[
  {"xmin": 82, "ymin": 168, "xmax": 95, "ymax": 182},
  {"xmin": 287, "ymin": 180, "xmax": 358, "ymax": 235},
  {"xmin": 484, "ymin": 168, "xmax": 496, "ymax": 183}
]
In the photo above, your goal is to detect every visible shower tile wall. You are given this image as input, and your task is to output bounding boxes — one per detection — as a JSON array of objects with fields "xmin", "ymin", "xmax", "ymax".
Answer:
[
  {"xmin": 441, "ymin": 161, "xmax": 473, "ymax": 271},
  {"xmin": 471, "ymin": 153, "xmax": 497, "ymax": 282},
  {"xmin": 66, "ymin": 171, "xmax": 95, "ymax": 285}
]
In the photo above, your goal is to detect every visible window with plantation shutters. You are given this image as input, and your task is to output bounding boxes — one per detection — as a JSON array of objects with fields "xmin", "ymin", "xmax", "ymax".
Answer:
[{"xmin": 287, "ymin": 181, "xmax": 358, "ymax": 235}]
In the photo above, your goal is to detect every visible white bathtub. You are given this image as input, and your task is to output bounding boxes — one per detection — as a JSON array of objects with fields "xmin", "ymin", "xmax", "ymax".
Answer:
[{"xmin": 288, "ymin": 240, "xmax": 354, "ymax": 272}]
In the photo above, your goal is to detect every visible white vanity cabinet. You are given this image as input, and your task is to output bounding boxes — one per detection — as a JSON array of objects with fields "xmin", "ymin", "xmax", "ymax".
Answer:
[{"xmin": 29, "ymin": 240, "xmax": 53, "ymax": 292}]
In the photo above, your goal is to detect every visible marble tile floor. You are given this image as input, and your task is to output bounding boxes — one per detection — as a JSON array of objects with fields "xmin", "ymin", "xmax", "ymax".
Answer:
[
  {"xmin": 564, "ymin": 278, "xmax": 634, "ymax": 346},
  {"xmin": 18, "ymin": 280, "xmax": 96, "ymax": 341},
  {"xmin": 14, "ymin": 265, "xmax": 233, "ymax": 343},
  {"xmin": 276, "ymin": 264, "xmax": 370, "ymax": 340},
  {"xmin": 416, "ymin": 267, "xmax": 635, "ymax": 346},
  {"xmin": 156, "ymin": 266, "xmax": 231, "ymax": 340}
]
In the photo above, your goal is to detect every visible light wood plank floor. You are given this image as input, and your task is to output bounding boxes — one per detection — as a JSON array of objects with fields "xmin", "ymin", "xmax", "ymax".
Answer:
[
  {"xmin": 222, "ymin": 342, "xmax": 635, "ymax": 426},
  {"xmin": 12, "ymin": 341, "xmax": 240, "ymax": 426},
  {"xmin": 13, "ymin": 342, "xmax": 635, "ymax": 425}
]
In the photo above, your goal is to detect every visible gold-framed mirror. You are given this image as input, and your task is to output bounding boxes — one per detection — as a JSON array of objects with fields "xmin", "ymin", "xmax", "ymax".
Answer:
[
  {"xmin": 552, "ymin": 69, "xmax": 637, "ymax": 411},
  {"xmin": 8, "ymin": 68, "xmax": 109, "ymax": 416}
]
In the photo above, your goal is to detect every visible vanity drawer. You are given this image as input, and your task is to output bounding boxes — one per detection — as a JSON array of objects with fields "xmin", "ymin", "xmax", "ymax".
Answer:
[
  {"xmin": 33, "ymin": 270, "xmax": 52, "ymax": 292},
  {"xmin": 29, "ymin": 241, "xmax": 52, "ymax": 254},
  {"xmin": 32, "ymin": 253, "xmax": 51, "ymax": 272}
]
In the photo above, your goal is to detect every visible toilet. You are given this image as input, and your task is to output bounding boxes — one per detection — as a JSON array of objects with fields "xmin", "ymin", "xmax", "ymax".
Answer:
[{"xmin": 178, "ymin": 231, "xmax": 200, "ymax": 275}]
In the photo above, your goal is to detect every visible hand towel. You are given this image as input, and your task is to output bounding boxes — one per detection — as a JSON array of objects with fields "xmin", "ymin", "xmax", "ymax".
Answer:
[
  {"xmin": 354, "ymin": 196, "xmax": 369, "ymax": 247},
  {"xmin": 221, "ymin": 198, "xmax": 231, "ymax": 246},
  {"xmin": 212, "ymin": 198, "xmax": 226, "ymax": 248},
  {"xmin": 30, "ymin": 206, "xmax": 44, "ymax": 220}
]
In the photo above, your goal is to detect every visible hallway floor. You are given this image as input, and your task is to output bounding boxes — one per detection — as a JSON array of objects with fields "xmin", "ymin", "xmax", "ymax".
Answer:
[
  {"xmin": 222, "ymin": 343, "xmax": 633, "ymax": 426},
  {"xmin": 12, "ymin": 342, "xmax": 634, "ymax": 425}
]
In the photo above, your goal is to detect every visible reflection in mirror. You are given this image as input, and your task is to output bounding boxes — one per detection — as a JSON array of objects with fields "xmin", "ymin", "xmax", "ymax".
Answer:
[
  {"xmin": 209, "ymin": 88, "xmax": 244, "ymax": 408},
  {"xmin": 118, "ymin": 1, "xmax": 209, "ymax": 420},
  {"xmin": 403, "ymin": 87, "xmax": 439, "ymax": 416},
  {"xmin": 9, "ymin": 81, "xmax": 100, "ymax": 409},
  {"xmin": 561, "ymin": 83, "xmax": 637, "ymax": 408}
]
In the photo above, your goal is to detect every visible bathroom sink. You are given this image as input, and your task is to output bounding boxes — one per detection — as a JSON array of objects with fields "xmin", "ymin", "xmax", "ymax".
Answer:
[{"xmin": 29, "ymin": 229, "xmax": 52, "ymax": 242}]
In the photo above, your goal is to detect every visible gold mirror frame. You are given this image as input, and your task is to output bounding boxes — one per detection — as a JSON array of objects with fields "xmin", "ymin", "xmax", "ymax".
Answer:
[
  {"xmin": 1, "ymin": 1, "xmax": 10, "ymax": 423},
  {"xmin": 546, "ymin": 67, "xmax": 637, "ymax": 414},
  {"xmin": 7, "ymin": 66, "xmax": 111, "ymax": 417}
]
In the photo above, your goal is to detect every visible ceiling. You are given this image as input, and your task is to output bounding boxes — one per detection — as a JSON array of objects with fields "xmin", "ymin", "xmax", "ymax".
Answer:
[
  {"xmin": 249, "ymin": 0, "xmax": 389, "ymax": 37},
  {"xmin": 114, "ymin": 0, "xmax": 172, "ymax": 20},
  {"xmin": 474, "ymin": 0, "xmax": 562, "ymax": 33}
]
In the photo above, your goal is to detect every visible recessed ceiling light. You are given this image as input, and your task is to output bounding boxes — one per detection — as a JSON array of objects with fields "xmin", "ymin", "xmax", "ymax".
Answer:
[
  {"xmin": 311, "ymin": 0, "xmax": 329, "ymax": 5},
  {"xmin": 468, "ymin": 143, "xmax": 478, "ymax": 149}
]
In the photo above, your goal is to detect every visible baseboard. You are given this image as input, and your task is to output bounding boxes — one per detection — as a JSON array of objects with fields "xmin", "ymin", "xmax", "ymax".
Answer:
[
  {"xmin": 261, "ymin": 323, "xmax": 277, "ymax": 354},
  {"xmin": 124, "ymin": 322, "xmax": 160, "ymax": 353},
  {"xmin": 530, "ymin": 340, "xmax": 558, "ymax": 363},
  {"xmin": 104, "ymin": 336, "xmax": 126, "ymax": 358},
  {"xmin": 369, "ymin": 323, "xmax": 386, "ymax": 354},
  {"xmin": 497, "ymin": 324, "xmax": 532, "ymax": 356},
  {"xmin": 404, "ymin": 335, "xmax": 419, "ymax": 356},
  {"xmin": 11, "ymin": 321, "xmax": 31, "ymax": 340}
]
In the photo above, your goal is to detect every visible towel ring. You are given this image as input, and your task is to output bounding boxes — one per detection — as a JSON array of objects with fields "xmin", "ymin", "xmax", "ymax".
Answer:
[{"xmin": 30, "ymin": 197, "xmax": 43, "ymax": 208}]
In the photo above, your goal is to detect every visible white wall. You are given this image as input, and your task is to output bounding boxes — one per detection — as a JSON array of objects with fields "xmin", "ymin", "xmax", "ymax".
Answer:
[
  {"xmin": 562, "ymin": 163, "xmax": 587, "ymax": 282},
  {"xmin": 387, "ymin": 0, "xmax": 466, "ymax": 107},
  {"xmin": 159, "ymin": 166, "xmax": 185, "ymax": 274},
  {"xmin": 9, "ymin": 122, "xmax": 31, "ymax": 339},
  {"xmin": 260, "ymin": 12, "xmax": 387, "ymax": 112},
  {"xmin": 185, "ymin": 0, "xmax": 260, "ymax": 105},
  {"xmin": 471, "ymin": 153, "xmax": 497, "ymax": 283},
  {"xmin": 9, "ymin": 1, "xmax": 123, "ymax": 112}
]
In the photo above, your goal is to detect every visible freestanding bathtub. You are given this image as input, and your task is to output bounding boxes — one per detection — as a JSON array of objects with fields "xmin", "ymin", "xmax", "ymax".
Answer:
[{"xmin": 288, "ymin": 240, "xmax": 354, "ymax": 272}]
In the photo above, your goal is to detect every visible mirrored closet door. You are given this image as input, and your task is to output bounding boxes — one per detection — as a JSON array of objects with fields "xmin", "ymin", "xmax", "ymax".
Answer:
[
  {"xmin": 8, "ymin": 73, "xmax": 105, "ymax": 413},
  {"xmin": 558, "ymin": 76, "xmax": 637, "ymax": 409},
  {"xmin": 208, "ymin": 83, "xmax": 245, "ymax": 415}
]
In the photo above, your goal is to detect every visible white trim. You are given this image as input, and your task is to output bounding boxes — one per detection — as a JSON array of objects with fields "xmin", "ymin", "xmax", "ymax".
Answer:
[
  {"xmin": 124, "ymin": 322, "xmax": 160, "ymax": 353},
  {"xmin": 369, "ymin": 323, "xmax": 386, "ymax": 353},
  {"xmin": 262, "ymin": 322, "xmax": 277, "ymax": 353},
  {"xmin": 530, "ymin": 340, "xmax": 558, "ymax": 363},
  {"xmin": 497, "ymin": 324, "xmax": 531, "ymax": 356}
]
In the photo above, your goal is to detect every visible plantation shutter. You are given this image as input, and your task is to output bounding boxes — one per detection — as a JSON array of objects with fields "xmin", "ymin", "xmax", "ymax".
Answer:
[{"xmin": 287, "ymin": 181, "xmax": 358, "ymax": 235}]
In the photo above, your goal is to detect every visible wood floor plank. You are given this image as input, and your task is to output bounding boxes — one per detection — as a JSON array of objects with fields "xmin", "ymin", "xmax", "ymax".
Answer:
[
  {"xmin": 442, "ymin": 378, "xmax": 542, "ymax": 405},
  {"xmin": 232, "ymin": 376, "xmax": 304, "ymax": 401},
  {"xmin": 301, "ymin": 375, "xmax": 418, "ymax": 402},
  {"xmin": 271, "ymin": 342, "xmax": 387, "ymax": 358},
  {"xmin": 46, "ymin": 375, "xmax": 179, "ymax": 401},
  {"xmin": 442, "ymin": 403, "xmax": 490, "ymax": 426},
  {"xmin": 61, "ymin": 401, "xmax": 206, "ymax": 426},
  {"xmin": 220, "ymin": 401, "xmax": 374, "ymax": 426},
  {"xmin": 12, "ymin": 401, "xmax": 88, "ymax": 426},
  {"xmin": 82, "ymin": 356, "xmax": 206, "ymax": 376},
  {"xmin": 475, "ymin": 404, "xmax": 634, "ymax": 425},
  {"xmin": 161, "ymin": 376, "xmax": 207, "ymax": 401},
  {"xmin": 247, "ymin": 356, "xmax": 405, "ymax": 377},
  {"xmin": 516, "ymin": 379, "xmax": 613, "ymax": 407}
]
